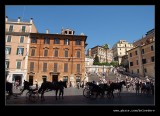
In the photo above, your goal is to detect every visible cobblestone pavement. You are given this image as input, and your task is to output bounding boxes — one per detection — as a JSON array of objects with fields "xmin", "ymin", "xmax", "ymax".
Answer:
[
  {"xmin": 5, "ymin": 72, "xmax": 154, "ymax": 105},
  {"xmin": 6, "ymin": 87, "xmax": 154, "ymax": 105}
]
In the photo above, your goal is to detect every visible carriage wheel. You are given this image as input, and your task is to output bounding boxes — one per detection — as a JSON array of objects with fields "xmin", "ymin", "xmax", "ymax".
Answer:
[
  {"xmin": 83, "ymin": 88, "xmax": 91, "ymax": 98},
  {"xmin": 90, "ymin": 91, "xmax": 98, "ymax": 99}
]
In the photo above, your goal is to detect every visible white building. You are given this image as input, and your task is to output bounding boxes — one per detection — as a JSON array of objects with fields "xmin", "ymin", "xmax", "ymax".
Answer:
[{"xmin": 112, "ymin": 40, "xmax": 133, "ymax": 65}]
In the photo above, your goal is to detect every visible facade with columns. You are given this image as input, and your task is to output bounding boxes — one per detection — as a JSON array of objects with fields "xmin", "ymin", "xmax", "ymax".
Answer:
[
  {"xmin": 5, "ymin": 16, "xmax": 38, "ymax": 86},
  {"xmin": 27, "ymin": 28, "xmax": 87, "ymax": 87}
]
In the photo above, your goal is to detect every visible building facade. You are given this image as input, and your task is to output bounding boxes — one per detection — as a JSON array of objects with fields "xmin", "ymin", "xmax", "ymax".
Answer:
[
  {"xmin": 27, "ymin": 28, "xmax": 87, "ymax": 87},
  {"xmin": 88, "ymin": 46, "xmax": 113, "ymax": 63},
  {"xmin": 112, "ymin": 40, "xmax": 133, "ymax": 65},
  {"xmin": 127, "ymin": 29, "xmax": 155, "ymax": 78},
  {"xmin": 5, "ymin": 16, "xmax": 38, "ymax": 85}
]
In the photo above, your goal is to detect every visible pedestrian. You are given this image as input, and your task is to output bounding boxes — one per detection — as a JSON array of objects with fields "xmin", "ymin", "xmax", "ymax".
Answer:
[
  {"xmin": 16, "ymin": 80, "xmax": 19, "ymax": 89},
  {"xmin": 77, "ymin": 82, "xmax": 80, "ymax": 89},
  {"xmin": 135, "ymin": 81, "xmax": 140, "ymax": 95}
]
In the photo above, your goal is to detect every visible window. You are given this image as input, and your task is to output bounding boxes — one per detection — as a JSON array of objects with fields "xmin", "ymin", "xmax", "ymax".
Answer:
[
  {"xmin": 31, "ymin": 38, "xmax": 37, "ymax": 43},
  {"xmin": 135, "ymin": 51, "xmax": 137, "ymax": 55},
  {"xmin": 16, "ymin": 61, "xmax": 21, "ymax": 69},
  {"xmin": 151, "ymin": 45, "xmax": 154, "ymax": 51},
  {"xmin": 20, "ymin": 36, "xmax": 24, "ymax": 43},
  {"xmin": 43, "ymin": 63, "xmax": 47, "ymax": 72},
  {"xmin": 144, "ymin": 68, "xmax": 147, "ymax": 73},
  {"xmin": 9, "ymin": 25, "xmax": 13, "ymax": 32},
  {"xmin": 130, "ymin": 53, "xmax": 132, "ymax": 57},
  {"xmin": 54, "ymin": 38, "xmax": 60, "ymax": 44},
  {"xmin": 44, "ymin": 50, "xmax": 48, "ymax": 56},
  {"xmin": 151, "ymin": 56, "xmax": 154, "ymax": 62},
  {"xmin": 137, "ymin": 69, "xmax": 139, "ymax": 73},
  {"xmin": 77, "ymin": 64, "xmax": 80, "ymax": 73},
  {"xmin": 22, "ymin": 26, "xmax": 26, "ymax": 32},
  {"xmin": 64, "ymin": 39, "xmax": 70, "ymax": 45},
  {"xmin": 141, "ymin": 49, "xmax": 144, "ymax": 54},
  {"xmin": 5, "ymin": 60, "xmax": 9, "ymax": 69},
  {"xmin": 54, "ymin": 49, "xmax": 58, "ymax": 57},
  {"xmin": 44, "ymin": 38, "xmax": 50, "ymax": 44},
  {"xmin": 69, "ymin": 31, "xmax": 72, "ymax": 34},
  {"xmin": 42, "ymin": 76, "xmax": 47, "ymax": 82},
  {"xmin": 16, "ymin": 47, "xmax": 24, "ymax": 55},
  {"xmin": 76, "ymin": 39, "xmax": 81, "ymax": 45},
  {"xmin": 63, "ymin": 76, "xmax": 68, "ymax": 82},
  {"xmin": 30, "ymin": 62, "xmax": 34, "ymax": 71},
  {"xmin": 76, "ymin": 76, "xmax": 81, "ymax": 82},
  {"xmin": 31, "ymin": 49, "xmax": 35, "ymax": 56},
  {"xmin": 64, "ymin": 63, "xmax": 68, "ymax": 72},
  {"xmin": 136, "ymin": 60, "xmax": 139, "ymax": 65},
  {"xmin": 64, "ymin": 50, "xmax": 68, "ymax": 57},
  {"xmin": 5, "ymin": 47, "xmax": 11, "ymax": 55},
  {"xmin": 6, "ymin": 36, "xmax": 11, "ymax": 42},
  {"xmin": 77, "ymin": 51, "xmax": 80, "ymax": 58},
  {"xmin": 54, "ymin": 63, "xmax": 58, "ymax": 72},
  {"xmin": 130, "ymin": 62, "xmax": 133, "ymax": 66},
  {"xmin": 142, "ymin": 59, "xmax": 147, "ymax": 64}
]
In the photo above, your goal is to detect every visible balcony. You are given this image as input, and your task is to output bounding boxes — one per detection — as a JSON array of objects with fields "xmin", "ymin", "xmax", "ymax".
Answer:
[{"xmin": 5, "ymin": 29, "xmax": 30, "ymax": 36}]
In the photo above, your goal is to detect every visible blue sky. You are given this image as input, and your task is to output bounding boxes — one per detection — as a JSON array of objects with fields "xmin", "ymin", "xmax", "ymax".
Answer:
[{"xmin": 5, "ymin": 5, "xmax": 154, "ymax": 50}]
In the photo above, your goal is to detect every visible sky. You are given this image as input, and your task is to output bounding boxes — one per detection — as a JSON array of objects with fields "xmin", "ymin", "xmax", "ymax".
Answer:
[{"xmin": 5, "ymin": 5, "xmax": 154, "ymax": 51}]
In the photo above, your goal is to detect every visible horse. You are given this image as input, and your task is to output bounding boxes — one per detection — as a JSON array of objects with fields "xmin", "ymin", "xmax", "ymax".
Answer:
[
  {"xmin": 109, "ymin": 80, "xmax": 126, "ymax": 98},
  {"xmin": 98, "ymin": 83, "xmax": 113, "ymax": 99},
  {"xmin": 140, "ymin": 82, "xmax": 153, "ymax": 95},
  {"xmin": 38, "ymin": 81, "xmax": 67, "ymax": 100},
  {"xmin": 85, "ymin": 82, "xmax": 105, "ymax": 99},
  {"xmin": 20, "ymin": 80, "xmax": 33, "ymax": 94}
]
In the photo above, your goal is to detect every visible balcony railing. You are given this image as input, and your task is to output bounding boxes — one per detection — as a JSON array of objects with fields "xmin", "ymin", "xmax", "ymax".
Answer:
[{"xmin": 5, "ymin": 29, "xmax": 30, "ymax": 36}]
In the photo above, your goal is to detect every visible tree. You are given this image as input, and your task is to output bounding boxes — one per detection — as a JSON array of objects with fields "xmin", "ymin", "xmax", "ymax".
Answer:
[
  {"xmin": 121, "ymin": 59, "xmax": 129, "ymax": 71},
  {"xmin": 102, "ymin": 44, "xmax": 109, "ymax": 63},
  {"xmin": 93, "ymin": 54, "xmax": 100, "ymax": 65},
  {"xmin": 103, "ymin": 44, "xmax": 109, "ymax": 49},
  {"xmin": 110, "ymin": 61, "xmax": 118, "ymax": 67}
]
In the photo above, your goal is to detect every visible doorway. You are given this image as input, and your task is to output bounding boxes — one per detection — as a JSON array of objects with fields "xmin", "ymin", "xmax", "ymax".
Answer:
[
  {"xmin": 52, "ymin": 75, "xmax": 58, "ymax": 83},
  {"xmin": 29, "ymin": 75, "xmax": 33, "ymax": 85},
  {"xmin": 13, "ymin": 74, "xmax": 22, "ymax": 86}
]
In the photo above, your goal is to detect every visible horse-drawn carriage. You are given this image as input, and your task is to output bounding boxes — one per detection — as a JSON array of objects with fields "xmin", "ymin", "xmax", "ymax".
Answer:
[
  {"xmin": 6, "ymin": 80, "xmax": 67, "ymax": 102},
  {"xmin": 6, "ymin": 81, "xmax": 39, "ymax": 102},
  {"xmin": 83, "ymin": 81, "xmax": 126, "ymax": 99}
]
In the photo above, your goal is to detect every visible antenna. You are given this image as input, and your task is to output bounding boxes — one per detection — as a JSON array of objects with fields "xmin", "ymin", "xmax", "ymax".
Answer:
[{"xmin": 22, "ymin": 6, "xmax": 25, "ymax": 21}]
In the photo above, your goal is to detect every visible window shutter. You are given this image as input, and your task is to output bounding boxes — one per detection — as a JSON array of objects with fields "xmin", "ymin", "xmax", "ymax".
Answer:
[
  {"xmin": 30, "ymin": 62, "xmax": 34, "ymax": 71},
  {"xmin": 54, "ymin": 63, "xmax": 57, "ymax": 72},
  {"xmin": 43, "ymin": 63, "xmax": 47, "ymax": 72},
  {"xmin": 64, "ymin": 63, "xmax": 68, "ymax": 72}
]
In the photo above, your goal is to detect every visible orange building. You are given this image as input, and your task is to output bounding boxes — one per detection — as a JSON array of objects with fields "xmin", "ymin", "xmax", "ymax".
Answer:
[{"xmin": 27, "ymin": 28, "xmax": 87, "ymax": 87}]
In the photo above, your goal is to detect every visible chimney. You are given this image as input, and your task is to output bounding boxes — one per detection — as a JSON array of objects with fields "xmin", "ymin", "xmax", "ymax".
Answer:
[
  {"xmin": 6, "ymin": 16, "xmax": 8, "ymax": 22},
  {"xmin": 61, "ymin": 27, "xmax": 64, "ymax": 34},
  {"xmin": 30, "ymin": 18, "xmax": 33, "ymax": 24},
  {"xmin": 46, "ymin": 29, "xmax": 49, "ymax": 34},
  {"xmin": 18, "ymin": 17, "xmax": 20, "ymax": 22}
]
